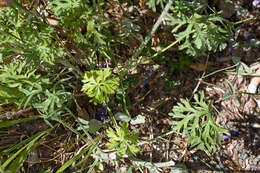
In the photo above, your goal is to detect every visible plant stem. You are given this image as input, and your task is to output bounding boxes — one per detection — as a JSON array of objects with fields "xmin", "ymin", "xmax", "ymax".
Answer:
[
  {"xmin": 122, "ymin": 0, "xmax": 173, "ymax": 76},
  {"xmin": 105, "ymin": 104, "xmax": 118, "ymax": 128},
  {"xmin": 234, "ymin": 16, "xmax": 258, "ymax": 25},
  {"xmin": 104, "ymin": 51, "xmax": 129, "ymax": 115},
  {"xmin": 138, "ymin": 130, "xmax": 175, "ymax": 146},
  {"xmin": 201, "ymin": 63, "xmax": 239, "ymax": 79},
  {"xmin": 138, "ymin": 39, "xmax": 179, "ymax": 66}
]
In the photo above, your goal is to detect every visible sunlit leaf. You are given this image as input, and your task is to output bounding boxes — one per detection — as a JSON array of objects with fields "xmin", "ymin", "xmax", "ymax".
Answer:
[
  {"xmin": 115, "ymin": 112, "xmax": 131, "ymax": 122},
  {"xmin": 130, "ymin": 115, "xmax": 145, "ymax": 125}
]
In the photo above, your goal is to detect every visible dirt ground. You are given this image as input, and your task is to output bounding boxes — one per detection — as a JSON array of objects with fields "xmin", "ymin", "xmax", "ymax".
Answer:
[{"xmin": 1, "ymin": 0, "xmax": 260, "ymax": 172}]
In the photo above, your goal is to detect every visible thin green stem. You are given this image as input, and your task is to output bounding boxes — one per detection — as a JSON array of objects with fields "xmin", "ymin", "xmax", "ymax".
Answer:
[
  {"xmin": 104, "ymin": 51, "xmax": 129, "ymax": 115},
  {"xmin": 233, "ymin": 16, "xmax": 258, "ymax": 25},
  {"xmin": 122, "ymin": 0, "xmax": 173, "ymax": 77},
  {"xmin": 138, "ymin": 130, "xmax": 175, "ymax": 146},
  {"xmin": 133, "ymin": 30, "xmax": 195, "ymax": 69},
  {"xmin": 105, "ymin": 104, "xmax": 118, "ymax": 128},
  {"xmin": 201, "ymin": 63, "xmax": 239, "ymax": 79},
  {"xmin": 137, "ymin": 39, "xmax": 180, "ymax": 66}
]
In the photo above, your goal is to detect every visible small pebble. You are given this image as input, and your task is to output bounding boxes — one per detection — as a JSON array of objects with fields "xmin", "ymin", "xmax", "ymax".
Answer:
[
  {"xmin": 128, "ymin": 6, "xmax": 134, "ymax": 13},
  {"xmin": 239, "ymin": 152, "xmax": 249, "ymax": 160},
  {"xmin": 227, "ymin": 122, "xmax": 235, "ymax": 128},
  {"xmin": 251, "ymin": 165, "xmax": 260, "ymax": 171},
  {"xmin": 247, "ymin": 83, "xmax": 257, "ymax": 93},
  {"xmin": 253, "ymin": 157, "xmax": 260, "ymax": 165},
  {"xmin": 218, "ymin": 162, "xmax": 224, "ymax": 169},
  {"xmin": 192, "ymin": 155, "xmax": 199, "ymax": 161}
]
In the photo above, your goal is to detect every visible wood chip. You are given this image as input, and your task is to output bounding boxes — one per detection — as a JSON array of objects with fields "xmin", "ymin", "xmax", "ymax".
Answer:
[{"xmin": 247, "ymin": 67, "xmax": 260, "ymax": 93}]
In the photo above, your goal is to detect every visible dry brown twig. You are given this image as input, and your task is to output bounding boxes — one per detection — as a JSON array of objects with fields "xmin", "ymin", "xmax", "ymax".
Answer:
[{"xmin": 190, "ymin": 54, "xmax": 210, "ymax": 100}]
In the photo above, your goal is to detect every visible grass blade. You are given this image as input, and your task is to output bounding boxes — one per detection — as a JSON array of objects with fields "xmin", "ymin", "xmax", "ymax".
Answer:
[
  {"xmin": 0, "ymin": 116, "xmax": 41, "ymax": 128},
  {"xmin": 1, "ymin": 128, "xmax": 52, "ymax": 172},
  {"xmin": 56, "ymin": 137, "xmax": 100, "ymax": 173}
]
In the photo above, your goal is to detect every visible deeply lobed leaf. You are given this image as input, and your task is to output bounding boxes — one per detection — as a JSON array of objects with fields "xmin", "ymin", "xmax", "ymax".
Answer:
[{"xmin": 169, "ymin": 91, "xmax": 229, "ymax": 153}]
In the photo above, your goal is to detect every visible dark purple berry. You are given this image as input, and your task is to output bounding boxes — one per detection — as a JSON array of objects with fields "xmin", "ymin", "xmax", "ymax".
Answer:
[{"xmin": 95, "ymin": 106, "xmax": 108, "ymax": 122}]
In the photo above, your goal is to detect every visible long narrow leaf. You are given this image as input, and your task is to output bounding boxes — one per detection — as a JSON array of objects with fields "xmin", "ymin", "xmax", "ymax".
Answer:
[
  {"xmin": 0, "ymin": 116, "xmax": 40, "ymax": 128},
  {"xmin": 1, "ymin": 128, "xmax": 51, "ymax": 171},
  {"xmin": 56, "ymin": 137, "xmax": 100, "ymax": 173}
]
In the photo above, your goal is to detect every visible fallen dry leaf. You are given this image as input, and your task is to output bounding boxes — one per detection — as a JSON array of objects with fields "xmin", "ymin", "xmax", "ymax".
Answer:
[
  {"xmin": 77, "ymin": 107, "xmax": 90, "ymax": 121},
  {"xmin": 47, "ymin": 18, "xmax": 59, "ymax": 26},
  {"xmin": 189, "ymin": 62, "xmax": 213, "ymax": 71}
]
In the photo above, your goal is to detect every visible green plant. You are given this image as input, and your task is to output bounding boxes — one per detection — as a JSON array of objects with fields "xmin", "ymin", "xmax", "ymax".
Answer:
[
  {"xmin": 223, "ymin": 57, "xmax": 253, "ymax": 101},
  {"xmin": 0, "ymin": 6, "xmax": 64, "ymax": 66},
  {"xmin": 49, "ymin": 0, "xmax": 116, "ymax": 62},
  {"xmin": 106, "ymin": 122, "xmax": 140, "ymax": 157},
  {"xmin": 0, "ymin": 0, "xmax": 247, "ymax": 171},
  {"xmin": 168, "ymin": 91, "xmax": 229, "ymax": 153},
  {"xmin": 147, "ymin": 0, "xmax": 232, "ymax": 57},
  {"xmin": 163, "ymin": 76, "xmax": 180, "ymax": 93},
  {"xmin": 32, "ymin": 77, "xmax": 73, "ymax": 116},
  {"xmin": 168, "ymin": 55, "xmax": 192, "ymax": 73},
  {"xmin": 81, "ymin": 68, "xmax": 119, "ymax": 105},
  {"xmin": 0, "ymin": 116, "xmax": 53, "ymax": 173},
  {"xmin": 0, "ymin": 60, "xmax": 73, "ymax": 116},
  {"xmin": 0, "ymin": 61, "xmax": 49, "ymax": 106},
  {"xmin": 146, "ymin": 0, "xmax": 168, "ymax": 12},
  {"xmin": 55, "ymin": 136, "xmax": 101, "ymax": 173}
]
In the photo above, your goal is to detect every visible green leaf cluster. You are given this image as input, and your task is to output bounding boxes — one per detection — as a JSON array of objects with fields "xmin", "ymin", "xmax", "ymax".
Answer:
[
  {"xmin": 0, "ymin": 61, "xmax": 48, "ymax": 106},
  {"xmin": 168, "ymin": 91, "xmax": 230, "ymax": 153},
  {"xmin": 32, "ymin": 77, "xmax": 73, "ymax": 116},
  {"xmin": 170, "ymin": 14, "xmax": 230, "ymax": 56},
  {"xmin": 81, "ymin": 68, "xmax": 119, "ymax": 105},
  {"xmin": 147, "ymin": 0, "xmax": 232, "ymax": 57},
  {"xmin": 106, "ymin": 122, "xmax": 140, "ymax": 157},
  {"xmin": 50, "ymin": 0, "xmax": 114, "ymax": 60},
  {"xmin": 0, "ymin": 7, "xmax": 64, "ymax": 66},
  {"xmin": 0, "ymin": 60, "xmax": 72, "ymax": 115},
  {"xmin": 169, "ymin": 1, "xmax": 231, "ymax": 56},
  {"xmin": 146, "ymin": 0, "xmax": 168, "ymax": 12}
]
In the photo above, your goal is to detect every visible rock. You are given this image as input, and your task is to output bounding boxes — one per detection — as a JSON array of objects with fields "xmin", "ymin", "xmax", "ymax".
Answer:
[
  {"xmin": 253, "ymin": 157, "xmax": 260, "ymax": 165},
  {"xmin": 247, "ymin": 68, "xmax": 260, "ymax": 93},
  {"xmin": 238, "ymin": 152, "xmax": 249, "ymax": 160}
]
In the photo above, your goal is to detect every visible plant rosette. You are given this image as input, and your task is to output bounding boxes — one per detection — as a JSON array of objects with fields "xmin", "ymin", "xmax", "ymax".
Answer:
[{"xmin": 81, "ymin": 68, "xmax": 119, "ymax": 105}]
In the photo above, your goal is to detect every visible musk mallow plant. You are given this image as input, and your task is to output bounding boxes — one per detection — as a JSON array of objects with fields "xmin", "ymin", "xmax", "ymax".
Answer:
[
  {"xmin": 168, "ymin": 91, "xmax": 230, "ymax": 153},
  {"xmin": 81, "ymin": 68, "xmax": 119, "ymax": 105},
  {"xmin": 147, "ymin": 0, "xmax": 232, "ymax": 57},
  {"xmin": 106, "ymin": 122, "xmax": 140, "ymax": 157}
]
